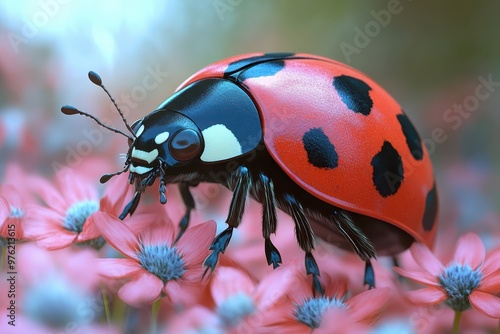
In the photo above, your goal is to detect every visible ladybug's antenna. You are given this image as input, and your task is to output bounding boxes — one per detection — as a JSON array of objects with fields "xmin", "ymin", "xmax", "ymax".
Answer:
[
  {"xmin": 60, "ymin": 71, "xmax": 137, "ymax": 141},
  {"xmin": 87, "ymin": 71, "xmax": 136, "ymax": 138},
  {"xmin": 61, "ymin": 105, "xmax": 134, "ymax": 141}
]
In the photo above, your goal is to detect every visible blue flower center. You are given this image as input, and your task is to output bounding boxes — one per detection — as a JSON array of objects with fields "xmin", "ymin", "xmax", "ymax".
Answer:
[
  {"xmin": 217, "ymin": 292, "xmax": 256, "ymax": 327},
  {"xmin": 10, "ymin": 206, "xmax": 24, "ymax": 218},
  {"xmin": 24, "ymin": 274, "xmax": 90, "ymax": 328},
  {"xmin": 62, "ymin": 201, "xmax": 105, "ymax": 249},
  {"xmin": 138, "ymin": 243, "xmax": 185, "ymax": 282},
  {"xmin": 438, "ymin": 263, "xmax": 482, "ymax": 312},
  {"xmin": 62, "ymin": 200, "xmax": 99, "ymax": 233},
  {"xmin": 294, "ymin": 296, "xmax": 346, "ymax": 329}
]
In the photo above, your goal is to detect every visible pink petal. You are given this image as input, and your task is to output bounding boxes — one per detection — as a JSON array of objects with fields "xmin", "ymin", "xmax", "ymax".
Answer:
[
  {"xmin": 36, "ymin": 231, "xmax": 77, "ymax": 250},
  {"xmin": 410, "ymin": 242, "xmax": 444, "ymax": 276},
  {"xmin": 29, "ymin": 175, "xmax": 67, "ymax": 209},
  {"xmin": 324, "ymin": 276, "xmax": 348, "ymax": 299},
  {"xmin": 480, "ymin": 248, "xmax": 500, "ymax": 279},
  {"xmin": 479, "ymin": 249, "xmax": 500, "ymax": 292},
  {"xmin": 469, "ymin": 290, "xmax": 500, "ymax": 318},
  {"xmin": 21, "ymin": 208, "xmax": 65, "ymax": 239},
  {"xmin": 57, "ymin": 171, "xmax": 97, "ymax": 206},
  {"xmin": 211, "ymin": 266, "xmax": 255, "ymax": 305},
  {"xmin": 254, "ymin": 265, "xmax": 302, "ymax": 310},
  {"xmin": 100, "ymin": 173, "xmax": 131, "ymax": 215},
  {"xmin": 0, "ymin": 195, "xmax": 9, "ymax": 227},
  {"xmin": 176, "ymin": 220, "xmax": 216, "ymax": 265},
  {"xmin": 393, "ymin": 267, "xmax": 440, "ymax": 286},
  {"xmin": 280, "ymin": 268, "xmax": 313, "ymax": 305},
  {"xmin": 118, "ymin": 271, "xmax": 163, "ymax": 307},
  {"xmin": 453, "ymin": 233, "xmax": 485, "ymax": 269},
  {"xmin": 96, "ymin": 258, "xmax": 142, "ymax": 278},
  {"xmin": 346, "ymin": 287, "xmax": 391, "ymax": 324},
  {"xmin": 91, "ymin": 211, "xmax": 139, "ymax": 260},
  {"xmin": 77, "ymin": 212, "xmax": 102, "ymax": 241},
  {"xmin": 405, "ymin": 287, "xmax": 447, "ymax": 305},
  {"xmin": 139, "ymin": 221, "xmax": 175, "ymax": 246},
  {"xmin": 164, "ymin": 280, "xmax": 203, "ymax": 305}
]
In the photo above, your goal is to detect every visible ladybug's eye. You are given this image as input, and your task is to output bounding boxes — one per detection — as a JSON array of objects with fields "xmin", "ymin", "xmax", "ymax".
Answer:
[{"xmin": 169, "ymin": 129, "xmax": 202, "ymax": 161}]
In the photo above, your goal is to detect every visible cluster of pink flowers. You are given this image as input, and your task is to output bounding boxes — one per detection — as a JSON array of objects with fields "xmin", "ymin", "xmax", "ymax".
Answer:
[{"xmin": 1, "ymin": 163, "xmax": 500, "ymax": 333}]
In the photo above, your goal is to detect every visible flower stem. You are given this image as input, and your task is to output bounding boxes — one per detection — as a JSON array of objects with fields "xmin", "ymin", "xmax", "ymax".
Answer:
[
  {"xmin": 101, "ymin": 287, "xmax": 111, "ymax": 329},
  {"xmin": 0, "ymin": 246, "xmax": 5, "ymax": 270},
  {"xmin": 452, "ymin": 311, "xmax": 462, "ymax": 334},
  {"xmin": 150, "ymin": 298, "xmax": 161, "ymax": 334}
]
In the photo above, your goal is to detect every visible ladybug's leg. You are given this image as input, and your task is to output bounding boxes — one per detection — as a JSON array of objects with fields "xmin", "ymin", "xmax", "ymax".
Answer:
[
  {"xmin": 332, "ymin": 210, "xmax": 377, "ymax": 288},
  {"xmin": 119, "ymin": 191, "xmax": 141, "ymax": 220},
  {"xmin": 283, "ymin": 194, "xmax": 324, "ymax": 295},
  {"xmin": 257, "ymin": 173, "xmax": 282, "ymax": 268},
  {"xmin": 203, "ymin": 166, "xmax": 251, "ymax": 276},
  {"xmin": 175, "ymin": 181, "xmax": 200, "ymax": 243}
]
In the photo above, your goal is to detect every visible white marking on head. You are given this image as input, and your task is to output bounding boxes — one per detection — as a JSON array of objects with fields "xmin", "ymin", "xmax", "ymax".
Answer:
[
  {"xmin": 130, "ymin": 165, "xmax": 153, "ymax": 175},
  {"xmin": 200, "ymin": 124, "xmax": 242, "ymax": 162},
  {"xmin": 135, "ymin": 125, "xmax": 145, "ymax": 137},
  {"xmin": 131, "ymin": 147, "xmax": 158, "ymax": 164},
  {"xmin": 154, "ymin": 131, "xmax": 170, "ymax": 145}
]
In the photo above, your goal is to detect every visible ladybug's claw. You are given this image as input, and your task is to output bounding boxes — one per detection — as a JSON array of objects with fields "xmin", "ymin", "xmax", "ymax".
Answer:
[
  {"xmin": 305, "ymin": 252, "xmax": 324, "ymax": 296},
  {"xmin": 364, "ymin": 260, "xmax": 376, "ymax": 289},
  {"xmin": 202, "ymin": 227, "xmax": 234, "ymax": 278},
  {"xmin": 265, "ymin": 238, "xmax": 282, "ymax": 268}
]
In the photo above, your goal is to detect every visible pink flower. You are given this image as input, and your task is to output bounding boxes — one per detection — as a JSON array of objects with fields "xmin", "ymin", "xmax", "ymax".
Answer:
[
  {"xmin": 394, "ymin": 232, "xmax": 500, "ymax": 318},
  {"xmin": 260, "ymin": 269, "xmax": 390, "ymax": 332},
  {"xmin": 92, "ymin": 211, "xmax": 216, "ymax": 307},
  {"xmin": 23, "ymin": 169, "xmax": 130, "ymax": 250}
]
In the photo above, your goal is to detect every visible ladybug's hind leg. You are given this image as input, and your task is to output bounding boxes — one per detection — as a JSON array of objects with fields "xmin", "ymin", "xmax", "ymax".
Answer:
[
  {"xmin": 256, "ymin": 173, "xmax": 282, "ymax": 268},
  {"xmin": 332, "ymin": 210, "xmax": 377, "ymax": 288},
  {"xmin": 203, "ymin": 166, "xmax": 251, "ymax": 276},
  {"xmin": 283, "ymin": 193, "xmax": 324, "ymax": 296}
]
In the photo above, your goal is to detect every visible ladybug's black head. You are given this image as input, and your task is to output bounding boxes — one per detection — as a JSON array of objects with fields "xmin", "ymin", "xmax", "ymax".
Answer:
[{"xmin": 126, "ymin": 110, "xmax": 204, "ymax": 192}]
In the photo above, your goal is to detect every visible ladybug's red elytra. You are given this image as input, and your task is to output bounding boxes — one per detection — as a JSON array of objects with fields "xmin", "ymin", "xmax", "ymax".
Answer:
[{"xmin": 62, "ymin": 52, "xmax": 438, "ymax": 293}]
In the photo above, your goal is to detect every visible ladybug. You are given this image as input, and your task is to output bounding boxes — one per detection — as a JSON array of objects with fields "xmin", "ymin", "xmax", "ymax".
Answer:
[{"xmin": 62, "ymin": 52, "xmax": 438, "ymax": 293}]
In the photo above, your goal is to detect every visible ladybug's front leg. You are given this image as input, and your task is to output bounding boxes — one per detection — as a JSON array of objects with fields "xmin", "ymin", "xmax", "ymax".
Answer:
[
  {"xmin": 175, "ymin": 181, "xmax": 199, "ymax": 243},
  {"xmin": 203, "ymin": 166, "xmax": 251, "ymax": 276},
  {"xmin": 283, "ymin": 194, "xmax": 324, "ymax": 296}
]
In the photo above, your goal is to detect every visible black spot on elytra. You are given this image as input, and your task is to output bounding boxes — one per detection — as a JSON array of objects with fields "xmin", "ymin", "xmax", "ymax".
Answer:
[
  {"xmin": 237, "ymin": 61, "xmax": 286, "ymax": 81},
  {"xmin": 223, "ymin": 53, "xmax": 295, "ymax": 78},
  {"xmin": 333, "ymin": 75, "xmax": 373, "ymax": 115},
  {"xmin": 422, "ymin": 184, "xmax": 438, "ymax": 231},
  {"xmin": 397, "ymin": 113, "xmax": 423, "ymax": 160},
  {"xmin": 302, "ymin": 128, "xmax": 338, "ymax": 169},
  {"xmin": 371, "ymin": 141, "xmax": 404, "ymax": 197}
]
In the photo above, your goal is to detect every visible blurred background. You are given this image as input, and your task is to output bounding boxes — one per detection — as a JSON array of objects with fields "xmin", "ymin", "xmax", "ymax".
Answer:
[{"xmin": 0, "ymin": 0, "xmax": 499, "ymax": 253}]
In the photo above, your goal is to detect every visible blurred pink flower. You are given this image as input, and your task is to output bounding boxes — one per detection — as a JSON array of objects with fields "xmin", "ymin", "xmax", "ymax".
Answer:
[
  {"xmin": 394, "ymin": 232, "xmax": 500, "ymax": 318},
  {"xmin": 210, "ymin": 265, "xmax": 297, "ymax": 333},
  {"xmin": 92, "ymin": 211, "xmax": 216, "ymax": 307},
  {"xmin": 23, "ymin": 170, "xmax": 130, "ymax": 250},
  {"xmin": 164, "ymin": 306, "xmax": 222, "ymax": 333},
  {"xmin": 0, "ymin": 243, "xmax": 107, "ymax": 333},
  {"xmin": 0, "ymin": 164, "xmax": 43, "ymax": 242},
  {"xmin": 260, "ymin": 270, "xmax": 390, "ymax": 332}
]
